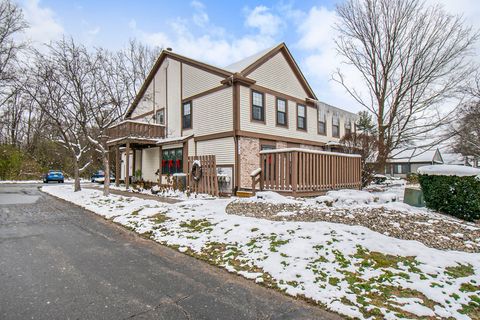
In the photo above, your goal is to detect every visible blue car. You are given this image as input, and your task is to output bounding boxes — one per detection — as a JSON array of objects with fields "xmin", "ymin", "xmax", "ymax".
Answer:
[
  {"xmin": 91, "ymin": 170, "xmax": 105, "ymax": 182},
  {"xmin": 43, "ymin": 170, "xmax": 64, "ymax": 183}
]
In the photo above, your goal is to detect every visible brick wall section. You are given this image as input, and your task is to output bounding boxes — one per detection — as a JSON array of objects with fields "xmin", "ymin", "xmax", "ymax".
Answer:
[{"xmin": 239, "ymin": 137, "xmax": 260, "ymax": 189}]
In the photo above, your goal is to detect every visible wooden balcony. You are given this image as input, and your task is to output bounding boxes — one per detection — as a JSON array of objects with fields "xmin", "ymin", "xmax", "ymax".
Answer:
[{"xmin": 106, "ymin": 120, "xmax": 165, "ymax": 146}]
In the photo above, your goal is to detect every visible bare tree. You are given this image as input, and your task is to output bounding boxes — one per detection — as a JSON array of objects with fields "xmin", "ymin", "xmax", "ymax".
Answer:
[
  {"xmin": 333, "ymin": 0, "xmax": 478, "ymax": 169},
  {"xmin": 82, "ymin": 40, "xmax": 159, "ymax": 196},
  {"xmin": 449, "ymin": 74, "xmax": 480, "ymax": 162},
  {"xmin": 341, "ymin": 111, "xmax": 378, "ymax": 186},
  {"xmin": 26, "ymin": 39, "xmax": 93, "ymax": 191}
]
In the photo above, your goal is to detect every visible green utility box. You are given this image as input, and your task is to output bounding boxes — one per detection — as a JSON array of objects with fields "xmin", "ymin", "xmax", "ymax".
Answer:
[{"xmin": 403, "ymin": 186, "xmax": 425, "ymax": 207}]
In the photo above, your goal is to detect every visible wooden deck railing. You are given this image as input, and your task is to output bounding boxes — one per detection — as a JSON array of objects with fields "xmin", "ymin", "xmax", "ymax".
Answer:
[
  {"xmin": 107, "ymin": 120, "xmax": 165, "ymax": 143},
  {"xmin": 256, "ymin": 148, "xmax": 362, "ymax": 196}
]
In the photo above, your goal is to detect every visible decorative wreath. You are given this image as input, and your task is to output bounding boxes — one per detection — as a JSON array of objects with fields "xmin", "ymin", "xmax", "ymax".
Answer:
[{"xmin": 191, "ymin": 162, "xmax": 202, "ymax": 182}]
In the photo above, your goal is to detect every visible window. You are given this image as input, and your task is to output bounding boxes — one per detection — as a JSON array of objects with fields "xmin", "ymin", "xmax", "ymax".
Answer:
[
  {"xmin": 297, "ymin": 104, "xmax": 306, "ymax": 130},
  {"xmin": 332, "ymin": 111, "xmax": 340, "ymax": 137},
  {"xmin": 162, "ymin": 148, "xmax": 183, "ymax": 175},
  {"xmin": 318, "ymin": 107, "xmax": 326, "ymax": 135},
  {"xmin": 276, "ymin": 98, "xmax": 287, "ymax": 126},
  {"xmin": 155, "ymin": 108, "xmax": 165, "ymax": 125},
  {"xmin": 182, "ymin": 101, "xmax": 192, "ymax": 129},
  {"xmin": 251, "ymin": 90, "xmax": 264, "ymax": 121},
  {"xmin": 345, "ymin": 118, "xmax": 352, "ymax": 136}
]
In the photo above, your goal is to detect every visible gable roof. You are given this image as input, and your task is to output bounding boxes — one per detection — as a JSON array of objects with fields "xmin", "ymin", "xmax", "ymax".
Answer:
[
  {"xmin": 226, "ymin": 43, "xmax": 317, "ymax": 100},
  {"xmin": 125, "ymin": 50, "xmax": 233, "ymax": 118},
  {"xmin": 388, "ymin": 148, "xmax": 443, "ymax": 164},
  {"xmin": 125, "ymin": 43, "xmax": 317, "ymax": 118},
  {"xmin": 224, "ymin": 44, "xmax": 279, "ymax": 73}
]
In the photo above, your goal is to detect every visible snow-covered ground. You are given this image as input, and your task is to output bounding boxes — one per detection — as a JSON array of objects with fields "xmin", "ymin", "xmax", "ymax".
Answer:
[
  {"xmin": 42, "ymin": 184, "xmax": 480, "ymax": 320},
  {"xmin": 0, "ymin": 180, "xmax": 43, "ymax": 184}
]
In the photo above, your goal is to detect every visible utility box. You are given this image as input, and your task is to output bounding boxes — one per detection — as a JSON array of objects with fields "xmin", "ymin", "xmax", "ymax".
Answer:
[{"xmin": 403, "ymin": 186, "xmax": 425, "ymax": 207}]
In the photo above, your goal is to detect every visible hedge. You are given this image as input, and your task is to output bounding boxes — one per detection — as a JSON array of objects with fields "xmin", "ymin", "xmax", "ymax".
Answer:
[{"xmin": 418, "ymin": 174, "xmax": 480, "ymax": 221}]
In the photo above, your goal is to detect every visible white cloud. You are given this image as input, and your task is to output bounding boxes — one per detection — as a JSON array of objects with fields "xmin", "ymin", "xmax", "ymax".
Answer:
[
  {"xmin": 245, "ymin": 6, "xmax": 283, "ymax": 36},
  {"xmin": 294, "ymin": 6, "xmax": 364, "ymax": 112},
  {"xmin": 21, "ymin": 0, "xmax": 64, "ymax": 46},
  {"xmin": 134, "ymin": 4, "xmax": 282, "ymax": 68},
  {"xmin": 191, "ymin": 1, "xmax": 209, "ymax": 27}
]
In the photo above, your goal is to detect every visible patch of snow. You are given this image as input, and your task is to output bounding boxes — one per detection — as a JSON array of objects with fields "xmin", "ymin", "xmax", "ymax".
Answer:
[
  {"xmin": 41, "ymin": 184, "xmax": 480, "ymax": 320},
  {"xmin": 239, "ymin": 191, "xmax": 300, "ymax": 204},
  {"xmin": 417, "ymin": 164, "xmax": 480, "ymax": 176}
]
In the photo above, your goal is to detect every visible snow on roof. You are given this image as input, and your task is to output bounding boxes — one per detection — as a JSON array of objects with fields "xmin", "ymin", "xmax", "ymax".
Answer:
[
  {"xmin": 388, "ymin": 148, "xmax": 441, "ymax": 163},
  {"xmin": 156, "ymin": 134, "xmax": 193, "ymax": 145},
  {"xmin": 417, "ymin": 164, "xmax": 480, "ymax": 176},
  {"xmin": 223, "ymin": 44, "xmax": 279, "ymax": 73},
  {"xmin": 442, "ymin": 153, "xmax": 467, "ymax": 165}
]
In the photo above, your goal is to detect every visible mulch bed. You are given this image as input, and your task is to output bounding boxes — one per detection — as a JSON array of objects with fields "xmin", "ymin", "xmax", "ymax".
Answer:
[{"xmin": 226, "ymin": 201, "xmax": 480, "ymax": 253}]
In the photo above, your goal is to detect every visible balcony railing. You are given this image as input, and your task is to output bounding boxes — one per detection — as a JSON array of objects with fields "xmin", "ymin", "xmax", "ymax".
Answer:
[{"xmin": 107, "ymin": 120, "xmax": 165, "ymax": 144}]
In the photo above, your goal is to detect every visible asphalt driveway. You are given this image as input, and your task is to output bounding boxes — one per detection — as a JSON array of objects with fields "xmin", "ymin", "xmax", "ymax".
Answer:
[{"xmin": 0, "ymin": 183, "xmax": 340, "ymax": 320}]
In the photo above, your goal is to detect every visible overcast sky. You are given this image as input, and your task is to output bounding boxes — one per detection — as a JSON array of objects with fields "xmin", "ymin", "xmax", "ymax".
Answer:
[{"xmin": 18, "ymin": 0, "xmax": 480, "ymax": 114}]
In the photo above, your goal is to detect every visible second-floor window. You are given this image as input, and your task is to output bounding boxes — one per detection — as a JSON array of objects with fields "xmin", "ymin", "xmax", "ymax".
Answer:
[
  {"xmin": 252, "ymin": 90, "xmax": 264, "ymax": 122},
  {"xmin": 182, "ymin": 101, "xmax": 192, "ymax": 129},
  {"xmin": 155, "ymin": 108, "xmax": 165, "ymax": 125},
  {"xmin": 276, "ymin": 98, "xmax": 287, "ymax": 126},
  {"xmin": 318, "ymin": 107, "xmax": 326, "ymax": 135},
  {"xmin": 297, "ymin": 104, "xmax": 306, "ymax": 130},
  {"xmin": 332, "ymin": 111, "xmax": 340, "ymax": 137},
  {"xmin": 345, "ymin": 119, "xmax": 352, "ymax": 136}
]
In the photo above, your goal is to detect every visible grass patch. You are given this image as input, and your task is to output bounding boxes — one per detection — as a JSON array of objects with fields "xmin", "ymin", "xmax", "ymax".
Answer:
[
  {"xmin": 179, "ymin": 219, "xmax": 214, "ymax": 233},
  {"xmin": 152, "ymin": 213, "xmax": 170, "ymax": 224},
  {"xmin": 460, "ymin": 282, "xmax": 480, "ymax": 293},
  {"xmin": 445, "ymin": 264, "xmax": 475, "ymax": 278}
]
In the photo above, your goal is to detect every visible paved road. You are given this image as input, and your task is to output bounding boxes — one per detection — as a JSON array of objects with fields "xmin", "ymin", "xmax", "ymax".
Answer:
[{"xmin": 0, "ymin": 183, "xmax": 341, "ymax": 320}]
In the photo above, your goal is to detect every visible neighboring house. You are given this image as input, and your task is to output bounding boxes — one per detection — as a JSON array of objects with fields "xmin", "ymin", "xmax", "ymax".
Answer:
[
  {"xmin": 442, "ymin": 153, "xmax": 478, "ymax": 167},
  {"xmin": 107, "ymin": 43, "xmax": 358, "ymax": 193},
  {"xmin": 385, "ymin": 148, "xmax": 444, "ymax": 177}
]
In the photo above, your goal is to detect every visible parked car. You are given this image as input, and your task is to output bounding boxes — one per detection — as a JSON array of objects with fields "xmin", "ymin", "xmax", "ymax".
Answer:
[
  {"xmin": 90, "ymin": 170, "xmax": 115, "ymax": 183},
  {"xmin": 43, "ymin": 170, "xmax": 64, "ymax": 183},
  {"xmin": 90, "ymin": 170, "xmax": 105, "ymax": 182}
]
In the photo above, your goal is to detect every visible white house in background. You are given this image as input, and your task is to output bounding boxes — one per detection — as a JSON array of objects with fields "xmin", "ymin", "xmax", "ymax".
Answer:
[
  {"xmin": 385, "ymin": 148, "xmax": 444, "ymax": 177},
  {"xmin": 442, "ymin": 153, "xmax": 478, "ymax": 167},
  {"xmin": 107, "ymin": 42, "xmax": 358, "ymax": 193}
]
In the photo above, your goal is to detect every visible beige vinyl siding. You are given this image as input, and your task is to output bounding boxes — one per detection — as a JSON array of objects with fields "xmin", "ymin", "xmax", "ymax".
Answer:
[
  {"xmin": 192, "ymin": 87, "xmax": 233, "ymax": 136},
  {"xmin": 182, "ymin": 63, "xmax": 224, "ymax": 99},
  {"xmin": 131, "ymin": 82, "xmax": 154, "ymax": 118},
  {"xmin": 154, "ymin": 60, "xmax": 167, "ymax": 113},
  {"xmin": 239, "ymin": 86, "xmax": 334, "ymax": 144},
  {"xmin": 248, "ymin": 52, "xmax": 308, "ymax": 99},
  {"xmin": 166, "ymin": 58, "xmax": 182, "ymax": 137},
  {"xmin": 196, "ymin": 137, "xmax": 235, "ymax": 165},
  {"xmin": 188, "ymin": 138, "xmax": 195, "ymax": 157},
  {"xmin": 141, "ymin": 147, "xmax": 160, "ymax": 182}
]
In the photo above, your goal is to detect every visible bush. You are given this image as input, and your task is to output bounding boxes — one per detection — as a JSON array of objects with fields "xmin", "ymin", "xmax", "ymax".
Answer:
[
  {"xmin": 406, "ymin": 173, "xmax": 419, "ymax": 184},
  {"xmin": 418, "ymin": 174, "xmax": 480, "ymax": 221}
]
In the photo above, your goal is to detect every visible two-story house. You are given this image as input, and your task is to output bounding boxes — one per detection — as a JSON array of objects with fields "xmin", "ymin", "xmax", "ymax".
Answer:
[{"xmin": 107, "ymin": 42, "xmax": 358, "ymax": 193}]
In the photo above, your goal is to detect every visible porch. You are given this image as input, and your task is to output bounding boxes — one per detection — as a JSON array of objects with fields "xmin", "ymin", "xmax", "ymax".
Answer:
[
  {"xmin": 251, "ymin": 148, "xmax": 362, "ymax": 196},
  {"xmin": 106, "ymin": 120, "xmax": 166, "ymax": 188}
]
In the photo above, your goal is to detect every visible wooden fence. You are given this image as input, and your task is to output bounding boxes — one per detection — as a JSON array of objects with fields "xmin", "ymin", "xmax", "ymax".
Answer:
[
  {"xmin": 254, "ymin": 149, "xmax": 361, "ymax": 196},
  {"xmin": 187, "ymin": 155, "xmax": 219, "ymax": 196}
]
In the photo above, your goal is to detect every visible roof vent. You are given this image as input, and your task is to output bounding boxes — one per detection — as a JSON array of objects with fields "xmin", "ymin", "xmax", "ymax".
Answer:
[{"xmin": 166, "ymin": 47, "xmax": 172, "ymax": 51}]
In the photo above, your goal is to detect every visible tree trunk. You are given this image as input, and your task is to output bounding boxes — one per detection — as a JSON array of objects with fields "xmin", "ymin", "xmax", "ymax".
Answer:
[
  {"xmin": 103, "ymin": 151, "xmax": 110, "ymax": 197},
  {"xmin": 376, "ymin": 126, "xmax": 387, "ymax": 174},
  {"xmin": 73, "ymin": 159, "xmax": 81, "ymax": 192}
]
